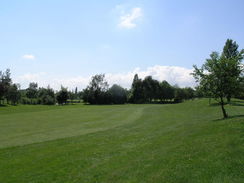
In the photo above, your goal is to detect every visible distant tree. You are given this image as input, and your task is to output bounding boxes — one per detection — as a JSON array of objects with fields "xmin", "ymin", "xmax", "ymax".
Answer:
[
  {"xmin": 68, "ymin": 90, "xmax": 75, "ymax": 104},
  {"xmin": 236, "ymin": 77, "xmax": 244, "ymax": 99},
  {"xmin": 184, "ymin": 87, "xmax": 195, "ymax": 100},
  {"xmin": 174, "ymin": 87, "xmax": 185, "ymax": 103},
  {"xmin": 6, "ymin": 84, "xmax": 21, "ymax": 105},
  {"xmin": 82, "ymin": 74, "xmax": 110, "ymax": 104},
  {"xmin": 0, "ymin": 69, "xmax": 12, "ymax": 104},
  {"xmin": 130, "ymin": 74, "xmax": 144, "ymax": 103},
  {"xmin": 38, "ymin": 86, "xmax": 55, "ymax": 105},
  {"xmin": 142, "ymin": 76, "xmax": 159, "ymax": 102},
  {"xmin": 159, "ymin": 80, "xmax": 174, "ymax": 102},
  {"xmin": 221, "ymin": 39, "xmax": 244, "ymax": 102},
  {"xmin": 78, "ymin": 91, "xmax": 83, "ymax": 100},
  {"xmin": 26, "ymin": 82, "xmax": 38, "ymax": 104},
  {"xmin": 56, "ymin": 86, "xmax": 69, "ymax": 105},
  {"xmin": 109, "ymin": 84, "xmax": 127, "ymax": 104},
  {"xmin": 74, "ymin": 87, "xmax": 78, "ymax": 99},
  {"xmin": 192, "ymin": 50, "xmax": 244, "ymax": 118}
]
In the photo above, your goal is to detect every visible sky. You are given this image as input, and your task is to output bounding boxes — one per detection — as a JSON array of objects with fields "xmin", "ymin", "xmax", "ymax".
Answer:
[{"xmin": 1, "ymin": 0, "xmax": 244, "ymax": 90}]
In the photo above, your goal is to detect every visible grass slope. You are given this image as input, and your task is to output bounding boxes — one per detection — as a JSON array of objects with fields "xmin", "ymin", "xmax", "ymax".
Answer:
[{"xmin": 0, "ymin": 99, "xmax": 243, "ymax": 183}]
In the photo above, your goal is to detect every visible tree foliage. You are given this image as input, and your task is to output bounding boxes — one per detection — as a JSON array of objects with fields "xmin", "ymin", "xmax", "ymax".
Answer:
[
  {"xmin": 56, "ymin": 86, "xmax": 69, "ymax": 105},
  {"xmin": 38, "ymin": 86, "xmax": 56, "ymax": 105},
  {"xmin": 0, "ymin": 69, "xmax": 12, "ymax": 104},
  {"xmin": 109, "ymin": 84, "xmax": 127, "ymax": 104},
  {"xmin": 192, "ymin": 39, "xmax": 244, "ymax": 118},
  {"xmin": 26, "ymin": 82, "xmax": 38, "ymax": 104}
]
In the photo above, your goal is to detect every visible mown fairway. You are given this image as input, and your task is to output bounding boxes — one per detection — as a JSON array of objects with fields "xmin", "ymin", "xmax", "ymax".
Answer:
[{"xmin": 0, "ymin": 99, "xmax": 243, "ymax": 183}]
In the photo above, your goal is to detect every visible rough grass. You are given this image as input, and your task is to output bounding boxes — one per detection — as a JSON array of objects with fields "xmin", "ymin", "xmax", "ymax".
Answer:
[{"xmin": 0, "ymin": 99, "xmax": 243, "ymax": 183}]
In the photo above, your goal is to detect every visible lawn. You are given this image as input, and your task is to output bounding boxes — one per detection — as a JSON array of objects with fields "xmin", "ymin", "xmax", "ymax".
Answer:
[{"xmin": 0, "ymin": 99, "xmax": 243, "ymax": 183}]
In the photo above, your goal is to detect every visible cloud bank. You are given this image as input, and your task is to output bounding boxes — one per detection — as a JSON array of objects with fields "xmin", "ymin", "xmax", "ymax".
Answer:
[{"xmin": 14, "ymin": 65, "xmax": 195, "ymax": 90}]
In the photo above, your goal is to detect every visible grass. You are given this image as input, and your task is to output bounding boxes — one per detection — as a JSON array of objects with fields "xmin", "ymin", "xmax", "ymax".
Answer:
[{"xmin": 0, "ymin": 99, "xmax": 243, "ymax": 182}]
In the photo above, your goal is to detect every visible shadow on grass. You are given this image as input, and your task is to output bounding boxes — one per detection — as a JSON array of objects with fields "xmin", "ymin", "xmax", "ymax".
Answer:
[
  {"xmin": 229, "ymin": 101, "xmax": 244, "ymax": 107},
  {"xmin": 213, "ymin": 114, "xmax": 244, "ymax": 121},
  {"xmin": 0, "ymin": 104, "xmax": 8, "ymax": 107},
  {"xmin": 209, "ymin": 103, "xmax": 220, "ymax": 107},
  {"xmin": 234, "ymin": 100, "xmax": 244, "ymax": 103}
]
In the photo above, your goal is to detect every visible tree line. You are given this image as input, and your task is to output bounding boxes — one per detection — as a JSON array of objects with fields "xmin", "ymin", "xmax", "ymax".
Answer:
[
  {"xmin": 1, "ymin": 38, "xmax": 243, "ymax": 118},
  {"xmin": 82, "ymin": 74, "xmax": 195, "ymax": 104},
  {"xmin": 0, "ymin": 70, "xmax": 196, "ymax": 106}
]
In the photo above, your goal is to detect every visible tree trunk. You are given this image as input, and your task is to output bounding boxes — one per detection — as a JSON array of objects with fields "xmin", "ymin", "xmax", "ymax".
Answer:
[
  {"xmin": 227, "ymin": 95, "xmax": 231, "ymax": 103},
  {"xmin": 220, "ymin": 97, "xmax": 228, "ymax": 118}
]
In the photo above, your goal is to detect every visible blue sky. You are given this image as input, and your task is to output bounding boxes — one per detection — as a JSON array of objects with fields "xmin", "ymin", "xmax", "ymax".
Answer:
[{"xmin": 1, "ymin": 0, "xmax": 244, "ymax": 89}]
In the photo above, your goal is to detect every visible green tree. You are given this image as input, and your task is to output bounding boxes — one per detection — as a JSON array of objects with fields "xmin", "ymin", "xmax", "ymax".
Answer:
[
  {"xmin": 6, "ymin": 84, "xmax": 21, "ymax": 105},
  {"xmin": 192, "ymin": 50, "xmax": 244, "ymax": 118},
  {"xmin": 221, "ymin": 39, "xmax": 243, "ymax": 102},
  {"xmin": 56, "ymin": 86, "xmax": 69, "ymax": 105},
  {"xmin": 83, "ymin": 74, "xmax": 110, "ymax": 104},
  {"xmin": 68, "ymin": 90, "xmax": 76, "ymax": 104},
  {"xmin": 38, "ymin": 86, "xmax": 55, "ymax": 105},
  {"xmin": 142, "ymin": 76, "xmax": 159, "ymax": 102},
  {"xmin": 130, "ymin": 74, "xmax": 144, "ymax": 103},
  {"xmin": 0, "ymin": 69, "xmax": 12, "ymax": 104},
  {"xmin": 26, "ymin": 82, "xmax": 38, "ymax": 104},
  {"xmin": 159, "ymin": 81, "xmax": 174, "ymax": 102},
  {"xmin": 109, "ymin": 84, "xmax": 127, "ymax": 104}
]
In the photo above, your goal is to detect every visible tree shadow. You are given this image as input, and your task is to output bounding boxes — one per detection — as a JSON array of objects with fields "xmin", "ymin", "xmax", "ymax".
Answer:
[
  {"xmin": 0, "ymin": 104, "xmax": 7, "ymax": 107},
  {"xmin": 209, "ymin": 103, "xmax": 220, "ymax": 107},
  {"xmin": 229, "ymin": 101, "xmax": 244, "ymax": 107},
  {"xmin": 234, "ymin": 100, "xmax": 244, "ymax": 103},
  {"xmin": 213, "ymin": 114, "xmax": 244, "ymax": 121}
]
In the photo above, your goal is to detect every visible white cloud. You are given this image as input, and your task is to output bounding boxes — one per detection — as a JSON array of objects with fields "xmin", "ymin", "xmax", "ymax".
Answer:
[
  {"xmin": 118, "ymin": 7, "xmax": 142, "ymax": 29},
  {"xmin": 22, "ymin": 54, "xmax": 35, "ymax": 60},
  {"xmin": 14, "ymin": 65, "xmax": 196, "ymax": 90}
]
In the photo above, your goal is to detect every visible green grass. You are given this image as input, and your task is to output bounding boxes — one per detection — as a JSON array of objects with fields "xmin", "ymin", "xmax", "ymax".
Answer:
[{"xmin": 0, "ymin": 99, "xmax": 243, "ymax": 183}]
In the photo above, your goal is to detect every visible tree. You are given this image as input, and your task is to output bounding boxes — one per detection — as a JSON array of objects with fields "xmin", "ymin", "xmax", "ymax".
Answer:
[
  {"xmin": 159, "ymin": 80, "xmax": 174, "ymax": 102},
  {"xmin": 68, "ymin": 90, "xmax": 75, "ymax": 104},
  {"xmin": 0, "ymin": 69, "xmax": 12, "ymax": 104},
  {"xmin": 109, "ymin": 84, "xmax": 127, "ymax": 104},
  {"xmin": 6, "ymin": 84, "xmax": 21, "ymax": 105},
  {"xmin": 82, "ymin": 74, "xmax": 110, "ymax": 104},
  {"xmin": 192, "ymin": 49, "xmax": 244, "ymax": 118},
  {"xmin": 221, "ymin": 39, "xmax": 243, "ymax": 102},
  {"xmin": 142, "ymin": 76, "xmax": 159, "ymax": 102},
  {"xmin": 183, "ymin": 87, "xmax": 195, "ymax": 100},
  {"xmin": 173, "ymin": 86, "xmax": 185, "ymax": 103},
  {"xmin": 38, "ymin": 86, "xmax": 55, "ymax": 105},
  {"xmin": 130, "ymin": 74, "xmax": 144, "ymax": 103},
  {"xmin": 56, "ymin": 86, "xmax": 69, "ymax": 105},
  {"xmin": 26, "ymin": 82, "xmax": 38, "ymax": 104}
]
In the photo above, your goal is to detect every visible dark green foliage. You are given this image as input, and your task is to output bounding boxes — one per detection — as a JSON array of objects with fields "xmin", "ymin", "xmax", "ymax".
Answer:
[
  {"xmin": 130, "ymin": 74, "xmax": 145, "ymax": 103},
  {"xmin": 221, "ymin": 39, "xmax": 244, "ymax": 102},
  {"xmin": 56, "ymin": 86, "xmax": 69, "ymax": 105},
  {"xmin": 130, "ymin": 74, "xmax": 194, "ymax": 104},
  {"xmin": 159, "ymin": 80, "xmax": 175, "ymax": 101},
  {"xmin": 38, "ymin": 87, "xmax": 56, "ymax": 105},
  {"xmin": 26, "ymin": 82, "xmax": 38, "ymax": 104},
  {"xmin": 236, "ymin": 77, "xmax": 244, "ymax": 99},
  {"xmin": 0, "ymin": 69, "xmax": 12, "ymax": 104},
  {"xmin": 6, "ymin": 84, "xmax": 21, "ymax": 105},
  {"xmin": 83, "ymin": 74, "xmax": 111, "ymax": 104},
  {"xmin": 109, "ymin": 84, "xmax": 127, "ymax": 104},
  {"xmin": 174, "ymin": 87, "xmax": 185, "ymax": 103},
  {"xmin": 142, "ymin": 76, "xmax": 160, "ymax": 102}
]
